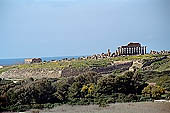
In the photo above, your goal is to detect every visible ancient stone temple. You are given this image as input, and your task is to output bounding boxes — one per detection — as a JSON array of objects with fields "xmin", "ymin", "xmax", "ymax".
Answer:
[{"xmin": 115, "ymin": 43, "xmax": 147, "ymax": 56}]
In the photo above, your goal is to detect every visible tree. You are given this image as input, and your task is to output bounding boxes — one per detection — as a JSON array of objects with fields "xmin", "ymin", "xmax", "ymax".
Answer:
[
  {"xmin": 95, "ymin": 75, "xmax": 115, "ymax": 96},
  {"xmin": 114, "ymin": 71, "xmax": 134, "ymax": 94}
]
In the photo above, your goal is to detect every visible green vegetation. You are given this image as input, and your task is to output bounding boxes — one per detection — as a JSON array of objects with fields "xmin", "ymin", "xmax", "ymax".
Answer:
[
  {"xmin": 0, "ymin": 71, "xmax": 161, "ymax": 112},
  {"xmin": 153, "ymin": 59, "xmax": 170, "ymax": 71},
  {"xmin": 111, "ymin": 54, "xmax": 156, "ymax": 61},
  {"xmin": 1, "ymin": 54, "xmax": 170, "ymax": 112},
  {"xmin": 1, "ymin": 54, "xmax": 159, "ymax": 70},
  {"xmin": 0, "ymin": 66, "xmax": 16, "ymax": 74},
  {"xmin": 142, "ymin": 85, "xmax": 165, "ymax": 99}
]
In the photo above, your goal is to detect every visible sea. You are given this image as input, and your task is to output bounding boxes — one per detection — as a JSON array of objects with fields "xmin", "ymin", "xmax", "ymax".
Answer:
[{"xmin": 0, "ymin": 56, "xmax": 81, "ymax": 66}]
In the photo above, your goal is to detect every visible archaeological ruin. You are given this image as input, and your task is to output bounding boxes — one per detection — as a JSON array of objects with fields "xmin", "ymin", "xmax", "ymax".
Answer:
[
  {"xmin": 24, "ymin": 58, "xmax": 42, "ymax": 64},
  {"xmin": 115, "ymin": 42, "xmax": 147, "ymax": 56}
]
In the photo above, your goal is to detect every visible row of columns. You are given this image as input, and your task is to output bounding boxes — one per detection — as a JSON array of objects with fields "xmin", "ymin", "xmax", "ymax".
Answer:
[{"xmin": 117, "ymin": 46, "xmax": 146, "ymax": 55}]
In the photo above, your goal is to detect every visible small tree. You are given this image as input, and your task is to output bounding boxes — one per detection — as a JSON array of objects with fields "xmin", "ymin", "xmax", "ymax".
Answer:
[
  {"xmin": 81, "ymin": 83, "xmax": 95, "ymax": 97},
  {"xmin": 142, "ymin": 85, "xmax": 165, "ymax": 99}
]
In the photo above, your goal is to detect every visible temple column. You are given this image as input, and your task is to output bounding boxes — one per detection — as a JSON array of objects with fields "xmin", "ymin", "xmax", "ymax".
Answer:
[
  {"xmin": 132, "ymin": 47, "xmax": 135, "ymax": 55},
  {"xmin": 133, "ymin": 47, "xmax": 135, "ymax": 55},
  {"xmin": 131, "ymin": 47, "xmax": 133, "ymax": 55},
  {"xmin": 118, "ymin": 47, "xmax": 121, "ymax": 55},
  {"xmin": 123, "ymin": 48, "xmax": 125, "ymax": 55},
  {"xmin": 139, "ymin": 47, "xmax": 141, "ymax": 54},
  {"xmin": 137, "ymin": 47, "xmax": 139, "ymax": 54},
  {"xmin": 121, "ymin": 47, "xmax": 123, "ymax": 55},
  {"xmin": 127, "ymin": 47, "xmax": 129, "ymax": 55},
  {"xmin": 144, "ymin": 46, "xmax": 146, "ymax": 54},
  {"xmin": 142, "ymin": 47, "xmax": 144, "ymax": 55},
  {"xmin": 130, "ymin": 47, "xmax": 132, "ymax": 55},
  {"xmin": 136, "ymin": 47, "xmax": 138, "ymax": 54}
]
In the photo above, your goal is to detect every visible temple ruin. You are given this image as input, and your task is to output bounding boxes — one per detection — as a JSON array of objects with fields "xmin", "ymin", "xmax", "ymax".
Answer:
[{"xmin": 115, "ymin": 43, "xmax": 147, "ymax": 56}]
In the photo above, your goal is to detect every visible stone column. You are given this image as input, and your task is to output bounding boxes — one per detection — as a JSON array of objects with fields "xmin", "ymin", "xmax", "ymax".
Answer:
[
  {"xmin": 120, "ymin": 47, "xmax": 122, "ymax": 55},
  {"xmin": 135, "ymin": 47, "xmax": 138, "ymax": 55},
  {"xmin": 107, "ymin": 49, "xmax": 111, "ymax": 56},
  {"xmin": 131, "ymin": 47, "xmax": 133, "ymax": 55},
  {"xmin": 118, "ymin": 47, "xmax": 120, "ymax": 55},
  {"xmin": 137, "ymin": 47, "xmax": 139, "ymax": 54},
  {"xmin": 141, "ymin": 47, "xmax": 144, "ymax": 55},
  {"xmin": 125, "ymin": 48, "xmax": 127, "ymax": 55},
  {"xmin": 127, "ymin": 47, "xmax": 129, "ymax": 55},
  {"xmin": 133, "ymin": 47, "xmax": 135, "ymax": 54},
  {"xmin": 122, "ymin": 48, "xmax": 125, "ymax": 55},
  {"xmin": 124, "ymin": 48, "xmax": 125, "ymax": 55},
  {"xmin": 119, "ymin": 47, "xmax": 121, "ymax": 55},
  {"xmin": 139, "ymin": 47, "xmax": 141, "ymax": 54},
  {"xmin": 144, "ymin": 46, "xmax": 147, "ymax": 54},
  {"xmin": 130, "ymin": 47, "xmax": 132, "ymax": 55},
  {"xmin": 122, "ymin": 48, "xmax": 124, "ymax": 55}
]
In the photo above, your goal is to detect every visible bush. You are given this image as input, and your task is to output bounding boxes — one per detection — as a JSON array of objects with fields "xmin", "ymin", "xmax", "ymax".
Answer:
[
  {"xmin": 6, "ymin": 78, "xmax": 57, "ymax": 105},
  {"xmin": 142, "ymin": 85, "xmax": 165, "ymax": 99}
]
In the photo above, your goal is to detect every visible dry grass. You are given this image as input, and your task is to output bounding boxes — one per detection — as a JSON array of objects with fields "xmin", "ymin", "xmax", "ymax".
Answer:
[
  {"xmin": 25, "ymin": 102, "xmax": 170, "ymax": 113},
  {"xmin": 2, "ymin": 102, "xmax": 170, "ymax": 113}
]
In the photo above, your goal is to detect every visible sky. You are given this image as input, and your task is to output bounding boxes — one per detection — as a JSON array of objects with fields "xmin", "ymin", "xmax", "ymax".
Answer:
[{"xmin": 0, "ymin": 0, "xmax": 170, "ymax": 59}]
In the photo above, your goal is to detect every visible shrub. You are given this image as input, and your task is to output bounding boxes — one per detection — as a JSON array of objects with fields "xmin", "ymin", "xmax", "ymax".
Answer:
[{"xmin": 142, "ymin": 85, "xmax": 165, "ymax": 99}]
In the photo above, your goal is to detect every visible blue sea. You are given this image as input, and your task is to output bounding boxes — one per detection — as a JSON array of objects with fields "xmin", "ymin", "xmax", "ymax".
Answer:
[{"xmin": 0, "ymin": 56, "xmax": 80, "ymax": 66}]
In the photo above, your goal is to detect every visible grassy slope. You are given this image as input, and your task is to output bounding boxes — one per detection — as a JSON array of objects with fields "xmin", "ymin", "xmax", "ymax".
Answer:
[
  {"xmin": 12, "ymin": 54, "xmax": 158, "ymax": 69},
  {"xmin": 0, "ymin": 54, "xmax": 168, "ymax": 75},
  {"xmin": 0, "ymin": 66, "xmax": 16, "ymax": 74},
  {"xmin": 155, "ymin": 59, "xmax": 170, "ymax": 71}
]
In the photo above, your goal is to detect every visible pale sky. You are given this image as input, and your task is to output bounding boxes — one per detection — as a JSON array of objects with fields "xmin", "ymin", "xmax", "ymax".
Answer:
[{"xmin": 0, "ymin": 0, "xmax": 170, "ymax": 59}]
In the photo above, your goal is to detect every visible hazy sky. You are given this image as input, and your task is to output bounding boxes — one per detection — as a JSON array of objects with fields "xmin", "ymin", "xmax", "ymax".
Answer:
[{"xmin": 0, "ymin": 0, "xmax": 170, "ymax": 59}]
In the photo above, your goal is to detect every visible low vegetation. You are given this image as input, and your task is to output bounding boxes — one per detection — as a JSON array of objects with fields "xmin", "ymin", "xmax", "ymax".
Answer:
[
  {"xmin": 1, "ymin": 70, "xmax": 170, "ymax": 112},
  {"xmin": 5, "ymin": 54, "xmax": 162, "ymax": 70},
  {"xmin": 0, "ymin": 66, "xmax": 16, "ymax": 74},
  {"xmin": 0, "ymin": 54, "xmax": 170, "ymax": 112}
]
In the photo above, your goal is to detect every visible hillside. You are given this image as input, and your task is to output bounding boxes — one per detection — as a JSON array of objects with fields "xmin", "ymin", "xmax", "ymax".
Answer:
[
  {"xmin": 1, "ymin": 54, "xmax": 169, "ymax": 79},
  {"xmin": 0, "ymin": 54, "xmax": 170, "ymax": 112}
]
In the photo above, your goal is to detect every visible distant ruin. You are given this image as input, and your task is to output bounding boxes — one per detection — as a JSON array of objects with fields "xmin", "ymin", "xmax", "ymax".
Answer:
[
  {"xmin": 24, "ymin": 58, "xmax": 42, "ymax": 64},
  {"xmin": 82, "ymin": 42, "xmax": 147, "ymax": 60},
  {"xmin": 115, "ymin": 42, "xmax": 147, "ymax": 56},
  {"xmin": 150, "ymin": 50, "xmax": 170, "ymax": 55}
]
